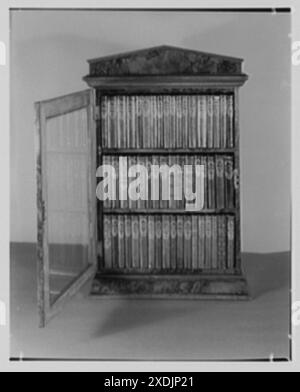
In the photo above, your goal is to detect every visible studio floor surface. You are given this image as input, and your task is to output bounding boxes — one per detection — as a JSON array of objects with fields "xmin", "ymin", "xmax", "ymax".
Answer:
[{"xmin": 10, "ymin": 244, "xmax": 291, "ymax": 361}]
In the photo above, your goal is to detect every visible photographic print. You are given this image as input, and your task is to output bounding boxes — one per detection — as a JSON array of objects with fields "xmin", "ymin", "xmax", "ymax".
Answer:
[{"xmin": 10, "ymin": 8, "xmax": 291, "ymax": 362}]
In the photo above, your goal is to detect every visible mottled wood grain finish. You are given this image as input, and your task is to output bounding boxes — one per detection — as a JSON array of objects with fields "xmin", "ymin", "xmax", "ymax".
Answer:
[{"xmin": 87, "ymin": 45, "xmax": 245, "ymax": 77}]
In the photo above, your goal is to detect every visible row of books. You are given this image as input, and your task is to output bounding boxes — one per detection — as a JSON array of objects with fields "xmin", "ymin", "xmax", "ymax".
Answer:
[
  {"xmin": 101, "ymin": 155, "xmax": 236, "ymax": 210},
  {"xmin": 103, "ymin": 215, "xmax": 236, "ymax": 271},
  {"xmin": 100, "ymin": 95, "xmax": 235, "ymax": 149}
]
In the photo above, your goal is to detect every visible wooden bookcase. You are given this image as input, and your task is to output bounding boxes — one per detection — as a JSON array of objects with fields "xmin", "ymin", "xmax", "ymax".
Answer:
[
  {"xmin": 36, "ymin": 45, "xmax": 249, "ymax": 326},
  {"xmin": 84, "ymin": 45, "xmax": 249, "ymax": 299}
]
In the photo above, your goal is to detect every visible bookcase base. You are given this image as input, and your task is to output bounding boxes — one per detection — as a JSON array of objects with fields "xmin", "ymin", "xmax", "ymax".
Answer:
[{"xmin": 91, "ymin": 274, "xmax": 250, "ymax": 300}]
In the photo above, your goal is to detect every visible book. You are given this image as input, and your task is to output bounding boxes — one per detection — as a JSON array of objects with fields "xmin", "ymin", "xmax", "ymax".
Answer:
[
  {"xmin": 213, "ymin": 96, "xmax": 221, "ymax": 148},
  {"xmin": 218, "ymin": 216, "xmax": 227, "ymax": 270},
  {"xmin": 148, "ymin": 216, "xmax": 155, "ymax": 270},
  {"xmin": 192, "ymin": 216, "xmax": 198, "ymax": 270},
  {"xmin": 140, "ymin": 216, "xmax": 148, "ymax": 270},
  {"xmin": 160, "ymin": 156, "xmax": 169, "ymax": 209},
  {"xmin": 198, "ymin": 217, "xmax": 206, "ymax": 269},
  {"xmin": 111, "ymin": 216, "xmax": 119, "ymax": 269},
  {"xmin": 132, "ymin": 216, "xmax": 140, "ymax": 269},
  {"xmin": 176, "ymin": 216, "xmax": 184, "ymax": 270},
  {"xmin": 201, "ymin": 95, "xmax": 207, "ymax": 148},
  {"xmin": 197, "ymin": 96, "xmax": 202, "ymax": 148},
  {"xmin": 208, "ymin": 156, "xmax": 216, "ymax": 209},
  {"xmin": 118, "ymin": 215, "xmax": 125, "ymax": 269},
  {"xmin": 184, "ymin": 216, "xmax": 192, "ymax": 270},
  {"xmin": 211, "ymin": 216, "xmax": 218, "ymax": 269},
  {"xmin": 220, "ymin": 95, "xmax": 227, "ymax": 148},
  {"xmin": 126, "ymin": 96, "xmax": 131, "ymax": 149},
  {"xmin": 207, "ymin": 96, "xmax": 214, "ymax": 148},
  {"xmin": 170, "ymin": 216, "xmax": 177, "ymax": 270},
  {"xmin": 201, "ymin": 156, "xmax": 208, "ymax": 210},
  {"xmin": 113, "ymin": 156, "xmax": 119, "ymax": 209},
  {"xmin": 162, "ymin": 215, "xmax": 171, "ymax": 270},
  {"xmin": 190, "ymin": 96, "xmax": 197, "ymax": 148},
  {"xmin": 155, "ymin": 216, "xmax": 162, "ymax": 270},
  {"xmin": 227, "ymin": 95, "xmax": 234, "ymax": 148},
  {"xmin": 125, "ymin": 216, "xmax": 132, "ymax": 269},
  {"xmin": 182, "ymin": 96, "xmax": 188, "ymax": 148},
  {"xmin": 224, "ymin": 156, "xmax": 234, "ymax": 209},
  {"xmin": 227, "ymin": 216, "xmax": 235, "ymax": 269},
  {"xmin": 216, "ymin": 156, "xmax": 225, "ymax": 209},
  {"xmin": 205, "ymin": 216, "xmax": 212, "ymax": 269},
  {"xmin": 137, "ymin": 97, "xmax": 142, "ymax": 148},
  {"xmin": 104, "ymin": 216, "xmax": 112, "ymax": 269}
]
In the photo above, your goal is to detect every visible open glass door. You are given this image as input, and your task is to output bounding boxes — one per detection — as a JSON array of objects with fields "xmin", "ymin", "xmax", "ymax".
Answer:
[{"xmin": 35, "ymin": 90, "xmax": 97, "ymax": 327}]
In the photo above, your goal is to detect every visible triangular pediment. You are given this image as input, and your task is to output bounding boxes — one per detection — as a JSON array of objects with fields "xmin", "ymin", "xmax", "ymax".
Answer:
[{"xmin": 87, "ymin": 45, "xmax": 245, "ymax": 77}]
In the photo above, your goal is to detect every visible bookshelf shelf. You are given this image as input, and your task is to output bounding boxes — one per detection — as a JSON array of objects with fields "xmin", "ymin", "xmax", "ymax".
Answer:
[
  {"xmin": 103, "ymin": 209, "xmax": 236, "ymax": 215},
  {"xmin": 101, "ymin": 148, "xmax": 236, "ymax": 156}
]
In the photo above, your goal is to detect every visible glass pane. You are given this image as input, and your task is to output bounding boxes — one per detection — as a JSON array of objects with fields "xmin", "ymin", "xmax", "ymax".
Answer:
[{"xmin": 45, "ymin": 109, "xmax": 91, "ymax": 305}]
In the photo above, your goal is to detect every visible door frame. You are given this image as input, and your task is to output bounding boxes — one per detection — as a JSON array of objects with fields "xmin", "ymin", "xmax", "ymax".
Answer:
[{"xmin": 35, "ymin": 89, "xmax": 97, "ymax": 327}]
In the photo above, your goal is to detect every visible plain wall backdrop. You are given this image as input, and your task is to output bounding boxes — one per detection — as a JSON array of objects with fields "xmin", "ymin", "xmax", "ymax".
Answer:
[{"xmin": 10, "ymin": 10, "xmax": 291, "ymax": 253}]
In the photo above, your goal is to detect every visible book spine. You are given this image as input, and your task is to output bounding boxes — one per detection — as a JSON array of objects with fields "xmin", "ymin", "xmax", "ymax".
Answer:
[
  {"xmin": 227, "ymin": 216, "xmax": 235, "ymax": 269},
  {"xmin": 131, "ymin": 96, "xmax": 136, "ymax": 149},
  {"xmin": 126, "ymin": 96, "xmax": 131, "ymax": 149},
  {"xmin": 208, "ymin": 156, "xmax": 216, "ymax": 209},
  {"xmin": 114, "ymin": 156, "xmax": 119, "ymax": 209},
  {"xmin": 101, "ymin": 96, "xmax": 107, "ymax": 148},
  {"xmin": 142, "ymin": 97, "xmax": 148, "ymax": 149},
  {"xmin": 148, "ymin": 216, "xmax": 155, "ymax": 270},
  {"xmin": 202, "ymin": 95, "xmax": 207, "ymax": 148},
  {"xmin": 116, "ymin": 96, "xmax": 121, "ymax": 149},
  {"xmin": 146, "ymin": 158, "xmax": 152, "ymax": 209},
  {"xmin": 183, "ymin": 96, "xmax": 188, "ymax": 149},
  {"xmin": 177, "ymin": 215, "xmax": 184, "ymax": 270},
  {"xmin": 207, "ymin": 96, "xmax": 214, "ymax": 148},
  {"xmin": 201, "ymin": 156, "xmax": 208, "ymax": 210},
  {"xmin": 136, "ymin": 96, "xmax": 142, "ymax": 149},
  {"xmin": 224, "ymin": 156, "xmax": 234, "ymax": 209},
  {"xmin": 190, "ymin": 96, "xmax": 197, "ymax": 148},
  {"xmin": 197, "ymin": 96, "xmax": 202, "ymax": 148},
  {"xmin": 137, "ymin": 156, "xmax": 145, "ymax": 209},
  {"xmin": 104, "ymin": 216, "xmax": 112, "ymax": 269},
  {"xmin": 154, "ymin": 96, "xmax": 159, "ymax": 149},
  {"xmin": 221, "ymin": 95, "xmax": 227, "ymax": 148},
  {"xmin": 150, "ymin": 96, "xmax": 154, "ymax": 149},
  {"xmin": 184, "ymin": 216, "xmax": 192, "ymax": 270},
  {"xmin": 213, "ymin": 96, "xmax": 219, "ymax": 148},
  {"xmin": 159, "ymin": 96, "xmax": 164, "ymax": 148},
  {"xmin": 128, "ymin": 156, "xmax": 136, "ymax": 210},
  {"xmin": 140, "ymin": 216, "xmax": 148, "ymax": 270},
  {"xmin": 132, "ymin": 216, "xmax": 140, "ymax": 269},
  {"xmin": 155, "ymin": 216, "xmax": 162, "ymax": 270},
  {"xmin": 125, "ymin": 216, "xmax": 132, "ymax": 270},
  {"xmin": 211, "ymin": 216, "xmax": 218, "ymax": 269},
  {"xmin": 169, "ymin": 155, "xmax": 174, "ymax": 209},
  {"xmin": 152, "ymin": 156, "xmax": 160, "ymax": 209},
  {"xmin": 170, "ymin": 216, "xmax": 177, "ymax": 270},
  {"xmin": 198, "ymin": 216, "xmax": 206, "ymax": 270},
  {"xmin": 216, "ymin": 156, "xmax": 225, "ymax": 209},
  {"xmin": 218, "ymin": 216, "xmax": 227, "ymax": 270},
  {"xmin": 228, "ymin": 95, "xmax": 234, "ymax": 148},
  {"xmin": 160, "ymin": 156, "xmax": 168, "ymax": 209},
  {"xmin": 118, "ymin": 215, "xmax": 125, "ymax": 269},
  {"xmin": 112, "ymin": 216, "xmax": 119, "ymax": 269},
  {"xmin": 119, "ymin": 156, "xmax": 128, "ymax": 209},
  {"xmin": 192, "ymin": 216, "xmax": 198, "ymax": 270},
  {"xmin": 162, "ymin": 215, "xmax": 171, "ymax": 270},
  {"xmin": 205, "ymin": 216, "xmax": 212, "ymax": 269}
]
